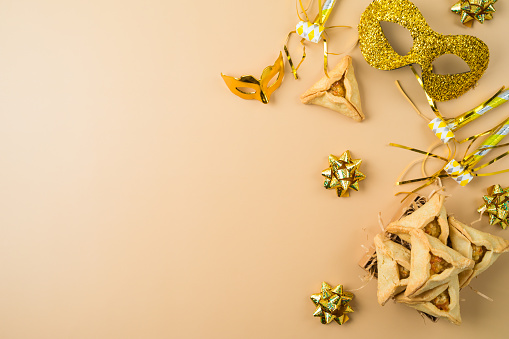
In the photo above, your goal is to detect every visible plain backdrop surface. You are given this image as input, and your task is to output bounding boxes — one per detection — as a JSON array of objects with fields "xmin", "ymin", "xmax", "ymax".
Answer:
[{"xmin": 1, "ymin": 0, "xmax": 509, "ymax": 338}]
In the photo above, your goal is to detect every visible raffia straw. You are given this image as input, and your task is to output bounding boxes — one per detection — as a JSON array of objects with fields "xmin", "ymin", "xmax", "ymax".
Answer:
[
  {"xmin": 378, "ymin": 212, "xmax": 386, "ymax": 232},
  {"xmin": 362, "ymin": 227, "xmax": 369, "ymax": 241},
  {"xmin": 350, "ymin": 272, "xmax": 375, "ymax": 291},
  {"xmin": 436, "ymin": 177, "xmax": 444, "ymax": 190},
  {"xmin": 468, "ymin": 285, "xmax": 494, "ymax": 302},
  {"xmin": 395, "ymin": 80, "xmax": 432, "ymax": 122},
  {"xmin": 471, "ymin": 206, "xmax": 486, "ymax": 226},
  {"xmin": 427, "ymin": 186, "xmax": 449, "ymax": 200},
  {"xmin": 418, "ymin": 312, "xmax": 431, "ymax": 325}
]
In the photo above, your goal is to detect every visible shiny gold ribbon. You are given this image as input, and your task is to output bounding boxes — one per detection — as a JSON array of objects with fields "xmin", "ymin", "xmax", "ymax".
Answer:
[
  {"xmin": 390, "ymin": 143, "xmax": 453, "ymax": 195},
  {"xmin": 403, "ymin": 66, "xmax": 508, "ymax": 144},
  {"xmin": 390, "ymin": 120, "xmax": 509, "ymax": 192},
  {"xmin": 450, "ymin": 86, "xmax": 507, "ymax": 131},
  {"xmin": 284, "ymin": 0, "xmax": 354, "ymax": 79},
  {"xmin": 409, "ymin": 65, "xmax": 442, "ymax": 119}
]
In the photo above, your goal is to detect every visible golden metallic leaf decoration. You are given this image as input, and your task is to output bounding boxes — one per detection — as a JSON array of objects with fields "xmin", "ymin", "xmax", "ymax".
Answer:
[
  {"xmin": 451, "ymin": 0, "xmax": 497, "ymax": 26},
  {"xmin": 322, "ymin": 150, "xmax": 365, "ymax": 197},
  {"xmin": 310, "ymin": 282, "xmax": 354, "ymax": 325},
  {"xmin": 478, "ymin": 184, "xmax": 509, "ymax": 229}
]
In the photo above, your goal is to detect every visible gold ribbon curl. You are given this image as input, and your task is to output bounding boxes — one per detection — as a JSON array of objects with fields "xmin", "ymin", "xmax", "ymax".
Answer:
[{"xmin": 284, "ymin": 0, "xmax": 356, "ymax": 79}]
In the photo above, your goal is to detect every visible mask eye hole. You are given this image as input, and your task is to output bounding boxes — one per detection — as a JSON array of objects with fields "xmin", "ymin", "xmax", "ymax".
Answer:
[
  {"xmin": 380, "ymin": 21, "xmax": 414, "ymax": 56},
  {"xmin": 236, "ymin": 87, "xmax": 257, "ymax": 94},
  {"xmin": 432, "ymin": 54, "xmax": 471, "ymax": 75},
  {"xmin": 266, "ymin": 72, "xmax": 281, "ymax": 89}
]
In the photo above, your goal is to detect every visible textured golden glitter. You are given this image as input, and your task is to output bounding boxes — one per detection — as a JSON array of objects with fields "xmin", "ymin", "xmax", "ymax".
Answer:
[{"xmin": 358, "ymin": 0, "xmax": 489, "ymax": 102}]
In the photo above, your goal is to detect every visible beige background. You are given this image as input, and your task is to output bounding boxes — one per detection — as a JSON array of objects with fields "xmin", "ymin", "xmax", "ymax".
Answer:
[{"xmin": 1, "ymin": 0, "xmax": 509, "ymax": 338}]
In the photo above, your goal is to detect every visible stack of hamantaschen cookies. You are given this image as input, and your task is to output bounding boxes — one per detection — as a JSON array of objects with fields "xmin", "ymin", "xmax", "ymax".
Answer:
[{"xmin": 373, "ymin": 193, "xmax": 509, "ymax": 324}]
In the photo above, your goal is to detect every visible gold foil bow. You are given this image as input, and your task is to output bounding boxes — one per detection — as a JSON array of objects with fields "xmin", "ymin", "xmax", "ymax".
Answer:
[
  {"xmin": 322, "ymin": 150, "xmax": 365, "ymax": 197},
  {"xmin": 221, "ymin": 53, "xmax": 284, "ymax": 104},
  {"xmin": 310, "ymin": 282, "xmax": 354, "ymax": 325},
  {"xmin": 451, "ymin": 0, "xmax": 497, "ymax": 26},
  {"xmin": 478, "ymin": 184, "xmax": 509, "ymax": 229}
]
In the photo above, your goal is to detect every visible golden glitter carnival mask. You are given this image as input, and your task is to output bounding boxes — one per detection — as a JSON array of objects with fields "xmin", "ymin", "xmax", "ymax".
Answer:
[
  {"xmin": 221, "ymin": 53, "xmax": 284, "ymax": 104},
  {"xmin": 358, "ymin": 0, "xmax": 489, "ymax": 102}
]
